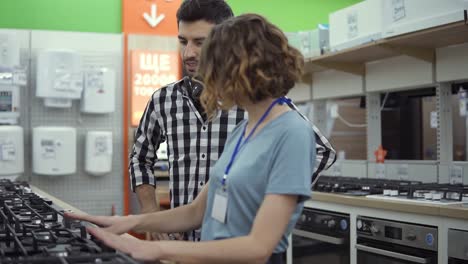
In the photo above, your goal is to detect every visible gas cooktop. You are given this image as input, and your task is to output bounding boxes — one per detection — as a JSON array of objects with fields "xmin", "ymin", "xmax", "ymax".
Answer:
[
  {"xmin": 313, "ymin": 176, "xmax": 422, "ymax": 196},
  {"xmin": 0, "ymin": 179, "xmax": 140, "ymax": 264},
  {"xmin": 314, "ymin": 176, "xmax": 468, "ymax": 205}
]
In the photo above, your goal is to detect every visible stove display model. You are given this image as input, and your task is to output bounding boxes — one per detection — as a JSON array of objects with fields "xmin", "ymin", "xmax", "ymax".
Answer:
[
  {"xmin": 365, "ymin": 194, "xmax": 468, "ymax": 205},
  {"xmin": 366, "ymin": 183, "xmax": 468, "ymax": 205},
  {"xmin": 0, "ymin": 179, "xmax": 141, "ymax": 264},
  {"xmin": 313, "ymin": 176, "xmax": 422, "ymax": 196}
]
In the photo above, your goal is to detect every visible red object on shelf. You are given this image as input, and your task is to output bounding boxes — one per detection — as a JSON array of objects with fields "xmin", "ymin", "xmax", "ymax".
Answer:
[{"xmin": 374, "ymin": 145, "xmax": 388, "ymax": 163}]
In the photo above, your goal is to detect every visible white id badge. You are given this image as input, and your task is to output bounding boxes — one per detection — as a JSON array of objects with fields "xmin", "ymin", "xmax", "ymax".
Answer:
[{"xmin": 212, "ymin": 188, "xmax": 228, "ymax": 224}]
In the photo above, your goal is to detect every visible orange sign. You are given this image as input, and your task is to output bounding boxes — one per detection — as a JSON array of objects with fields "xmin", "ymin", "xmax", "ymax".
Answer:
[
  {"xmin": 122, "ymin": 0, "xmax": 182, "ymax": 35},
  {"xmin": 131, "ymin": 50, "xmax": 180, "ymax": 126}
]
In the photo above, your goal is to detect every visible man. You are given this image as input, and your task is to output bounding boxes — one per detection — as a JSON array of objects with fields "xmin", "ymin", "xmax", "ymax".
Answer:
[{"xmin": 129, "ymin": 0, "xmax": 336, "ymax": 241}]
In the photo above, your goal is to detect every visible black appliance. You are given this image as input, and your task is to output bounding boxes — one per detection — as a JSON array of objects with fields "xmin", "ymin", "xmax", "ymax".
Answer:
[
  {"xmin": 0, "ymin": 179, "xmax": 140, "ymax": 263},
  {"xmin": 292, "ymin": 208, "xmax": 350, "ymax": 264},
  {"xmin": 356, "ymin": 216, "xmax": 438, "ymax": 264},
  {"xmin": 448, "ymin": 229, "xmax": 468, "ymax": 264}
]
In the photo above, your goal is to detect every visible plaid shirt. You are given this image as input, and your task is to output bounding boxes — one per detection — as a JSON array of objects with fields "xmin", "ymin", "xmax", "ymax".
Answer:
[{"xmin": 130, "ymin": 78, "xmax": 336, "ymax": 209}]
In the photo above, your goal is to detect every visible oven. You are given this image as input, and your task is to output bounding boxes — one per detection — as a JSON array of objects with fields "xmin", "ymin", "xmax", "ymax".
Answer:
[
  {"xmin": 291, "ymin": 208, "xmax": 350, "ymax": 264},
  {"xmin": 356, "ymin": 216, "xmax": 438, "ymax": 264},
  {"xmin": 448, "ymin": 229, "xmax": 468, "ymax": 264}
]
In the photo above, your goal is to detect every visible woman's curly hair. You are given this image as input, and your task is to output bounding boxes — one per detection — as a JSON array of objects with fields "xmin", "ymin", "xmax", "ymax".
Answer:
[{"xmin": 197, "ymin": 13, "xmax": 304, "ymax": 119}]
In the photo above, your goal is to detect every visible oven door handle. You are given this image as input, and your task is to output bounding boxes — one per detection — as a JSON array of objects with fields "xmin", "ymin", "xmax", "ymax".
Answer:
[
  {"xmin": 292, "ymin": 229, "xmax": 345, "ymax": 245},
  {"xmin": 356, "ymin": 244, "xmax": 430, "ymax": 264}
]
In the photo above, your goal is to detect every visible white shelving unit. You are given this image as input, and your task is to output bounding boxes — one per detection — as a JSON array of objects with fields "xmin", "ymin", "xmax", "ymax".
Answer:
[{"xmin": 305, "ymin": 21, "xmax": 468, "ymax": 183}]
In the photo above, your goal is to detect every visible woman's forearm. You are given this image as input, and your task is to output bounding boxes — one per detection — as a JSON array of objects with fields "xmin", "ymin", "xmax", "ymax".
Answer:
[
  {"xmin": 134, "ymin": 184, "xmax": 209, "ymax": 234},
  {"xmin": 134, "ymin": 202, "xmax": 203, "ymax": 234},
  {"xmin": 158, "ymin": 235, "xmax": 270, "ymax": 264}
]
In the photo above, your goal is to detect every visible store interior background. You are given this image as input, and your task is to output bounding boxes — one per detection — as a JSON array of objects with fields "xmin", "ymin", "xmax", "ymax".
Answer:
[{"xmin": 0, "ymin": 0, "xmax": 362, "ymax": 216}]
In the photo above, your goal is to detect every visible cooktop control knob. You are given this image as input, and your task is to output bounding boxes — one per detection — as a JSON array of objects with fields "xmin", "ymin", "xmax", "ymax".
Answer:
[
  {"xmin": 370, "ymin": 224, "xmax": 380, "ymax": 234},
  {"xmin": 357, "ymin": 220, "xmax": 363, "ymax": 230},
  {"xmin": 327, "ymin": 219, "xmax": 336, "ymax": 229},
  {"xmin": 406, "ymin": 233, "xmax": 417, "ymax": 241},
  {"xmin": 340, "ymin": 219, "xmax": 348, "ymax": 231},
  {"xmin": 300, "ymin": 214, "xmax": 306, "ymax": 223},
  {"xmin": 425, "ymin": 233, "xmax": 434, "ymax": 246}
]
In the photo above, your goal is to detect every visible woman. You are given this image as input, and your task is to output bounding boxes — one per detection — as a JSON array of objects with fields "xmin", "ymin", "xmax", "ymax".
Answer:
[{"xmin": 66, "ymin": 14, "xmax": 315, "ymax": 264}]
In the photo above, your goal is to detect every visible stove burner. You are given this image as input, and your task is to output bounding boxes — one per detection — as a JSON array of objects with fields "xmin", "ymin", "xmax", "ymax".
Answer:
[{"xmin": 0, "ymin": 180, "xmax": 140, "ymax": 264}]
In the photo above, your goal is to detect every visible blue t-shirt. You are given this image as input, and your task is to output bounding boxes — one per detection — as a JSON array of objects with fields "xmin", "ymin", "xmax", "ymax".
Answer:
[{"xmin": 200, "ymin": 110, "xmax": 315, "ymax": 252}]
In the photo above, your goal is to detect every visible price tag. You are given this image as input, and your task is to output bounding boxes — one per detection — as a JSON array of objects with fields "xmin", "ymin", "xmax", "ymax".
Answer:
[
  {"xmin": 397, "ymin": 164, "xmax": 409, "ymax": 180},
  {"xmin": 458, "ymin": 89, "xmax": 467, "ymax": 116},
  {"xmin": 0, "ymin": 66, "xmax": 13, "ymax": 85},
  {"xmin": 450, "ymin": 166, "xmax": 463, "ymax": 184},
  {"xmin": 94, "ymin": 136, "xmax": 112, "ymax": 156},
  {"xmin": 12, "ymin": 68, "xmax": 27, "ymax": 86},
  {"xmin": 40, "ymin": 139, "xmax": 57, "ymax": 159},
  {"xmin": 347, "ymin": 11, "xmax": 358, "ymax": 39},
  {"xmin": 0, "ymin": 142, "xmax": 16, "ymax": 161},
  {"xmin": 392, "ymin": 0, "xmax": 406, "ymax": 22},
  {"xmin": 430, "ymin": 111, "xmax": 438, "ymax": 129}
]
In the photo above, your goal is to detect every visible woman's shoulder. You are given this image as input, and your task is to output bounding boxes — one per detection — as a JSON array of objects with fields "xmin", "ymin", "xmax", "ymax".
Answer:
[{"xmin": 276, "ymin": 111, "xmax": 313, "ymax": 133}]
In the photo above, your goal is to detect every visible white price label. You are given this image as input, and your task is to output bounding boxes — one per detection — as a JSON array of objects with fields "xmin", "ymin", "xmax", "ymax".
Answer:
[
  {"xmin": 392, "ymin": 0, "xmax": 406, "ymax": 22},
  {"xmin": 450, "ymin": 166, "xmax": 463, "ymax": 184},
  {"xmin": 0, "ymin": 66, "xmax": 13, "ymax": 85},
  {"xmin": 94, "ymin": 136, "xmax": 112, "ymax": 156},
  {"xmin": 430, "ymin": 111, "xmax": 438, "ymax": 129},
  {"xmin": 0, "ymin": 143, "xmax": 16, "ymax": 161},
  {"xmin": 40, "ymin": 139, "xmax": 57, "ymax": 160},
  {"xmin": 347, "ymin": 11, "xmax": 358, "ymax": 39},
  {"xmin": 13, "ymin": 68, "xmax": 27, "ymax": 86},
  {"xmin": 460, "ymin": 99, "xmax": 467, "ymax": 117},
  {"xmin": 397, "ymin": 164, "xmax": 409, "ymax": 180}
]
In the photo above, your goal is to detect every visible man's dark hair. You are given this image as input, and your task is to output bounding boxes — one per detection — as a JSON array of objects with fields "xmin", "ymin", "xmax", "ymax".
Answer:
[{"xmin": 176, "ymin": 0, "xmax": 234, "ymax": 25}]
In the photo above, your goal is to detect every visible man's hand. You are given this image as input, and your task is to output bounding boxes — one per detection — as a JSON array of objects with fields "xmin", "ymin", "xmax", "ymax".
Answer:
[
  {"xmin": 136, "ymin": 184, "xmax": 159, "ymax": 214},
  {"xmin": 136, "ymin": 185, "xmax": 182, "ymax": 241}
]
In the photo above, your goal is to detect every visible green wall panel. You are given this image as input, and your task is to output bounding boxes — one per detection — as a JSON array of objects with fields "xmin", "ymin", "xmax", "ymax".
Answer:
[
  {"xmin": 227, "ymin": 0, "xmax": 362, "ymax": 32},
  {"xmin": 0, "ymin": 1, "xmax": 360, "ymax": 33},
  {"xmin": 0, "ymin": 0, "xmax": 121, "ymax": 33}
]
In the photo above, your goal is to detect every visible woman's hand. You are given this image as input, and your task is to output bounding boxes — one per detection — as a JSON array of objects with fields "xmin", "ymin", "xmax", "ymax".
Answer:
[
  {"xmin": 64, "ymin": 212, "xmax": 140, "ymax": 235},
  {"xmin": 87, "ymin": 226, "xmax": 162, "ymax": 261}
]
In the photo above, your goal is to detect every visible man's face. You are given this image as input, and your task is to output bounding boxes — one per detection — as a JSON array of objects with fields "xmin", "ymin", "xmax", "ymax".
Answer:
[{"xmin": 178, "ymin": 20, "xmax": 215, "ymax": 77}]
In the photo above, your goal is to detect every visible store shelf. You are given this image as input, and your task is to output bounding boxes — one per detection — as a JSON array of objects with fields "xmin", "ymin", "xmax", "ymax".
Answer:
[{"xmin": 305, "ymin": 21, "xmax": 468, "ymax": 76}]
